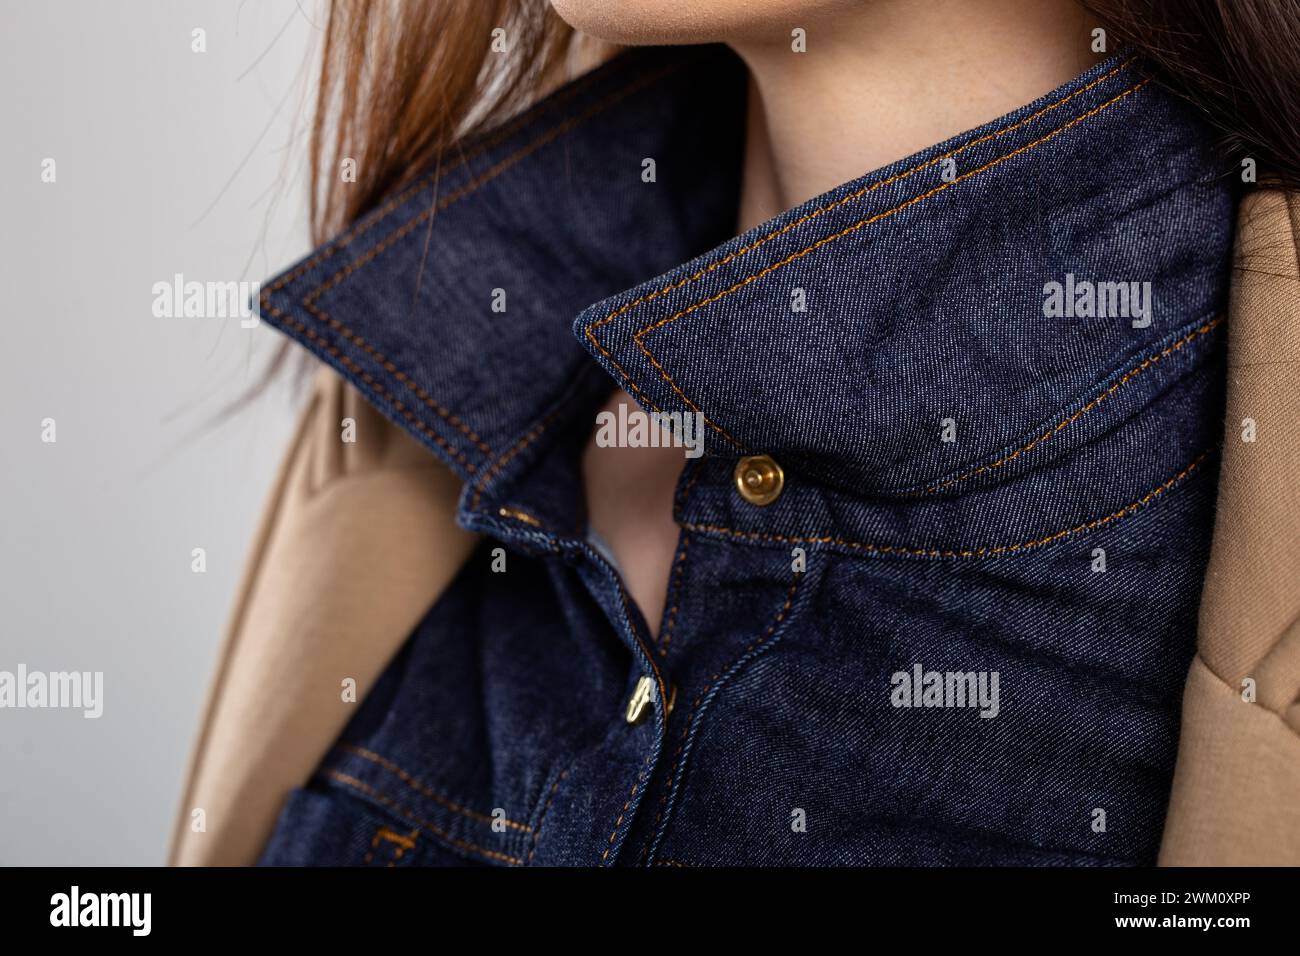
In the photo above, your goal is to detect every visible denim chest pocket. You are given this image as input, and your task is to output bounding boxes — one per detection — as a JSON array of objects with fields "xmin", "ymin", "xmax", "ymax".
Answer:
[
  {"xmin": 259, "ymin": 759, "xmax": 538, "ymax": 868},
  {"xmin": 258, "ymin": 786, "xmax": 431, "ymax": 867}
]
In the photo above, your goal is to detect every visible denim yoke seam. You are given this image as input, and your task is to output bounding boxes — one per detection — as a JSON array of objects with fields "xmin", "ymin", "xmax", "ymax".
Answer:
[
  {"xmin": 583, "ymin": 59, "xmax": 1142, "ymax": 448},
  {"xmin": 682, "ymin": 446, "xmax": 1214, "ymax": 561},
  {"xmin": 260, "ymin": 58, "xmax": 685, "ymax": 479}
]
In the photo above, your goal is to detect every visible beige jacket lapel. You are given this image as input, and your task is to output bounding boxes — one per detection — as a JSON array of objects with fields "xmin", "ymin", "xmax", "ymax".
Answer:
[{"xmin": 168, "ymin": 370, "xmax": 476, "ymax": 865}]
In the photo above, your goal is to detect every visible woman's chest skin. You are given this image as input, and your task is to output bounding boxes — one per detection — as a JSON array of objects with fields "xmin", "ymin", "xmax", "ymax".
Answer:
[{"xmin": 580, "ymin": 389, "xmax": 687, "ymax": 637}]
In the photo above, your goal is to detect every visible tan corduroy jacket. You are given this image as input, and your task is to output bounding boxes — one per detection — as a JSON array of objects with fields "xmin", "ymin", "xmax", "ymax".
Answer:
[{"xmin": 169, "ymin": 189, "xmax": 1300, "ymax": 867}]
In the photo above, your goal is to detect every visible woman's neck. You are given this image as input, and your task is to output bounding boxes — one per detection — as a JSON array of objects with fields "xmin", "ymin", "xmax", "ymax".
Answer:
[{"xmin": 732, "ymin": 0, "xmax": 1104, "ymax": 231}]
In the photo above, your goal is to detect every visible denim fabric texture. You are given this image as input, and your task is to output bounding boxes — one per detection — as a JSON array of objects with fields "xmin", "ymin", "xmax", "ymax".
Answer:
[{"xmin": 255, "ymin": 45, "xmax": 1234, "ymax": 866}]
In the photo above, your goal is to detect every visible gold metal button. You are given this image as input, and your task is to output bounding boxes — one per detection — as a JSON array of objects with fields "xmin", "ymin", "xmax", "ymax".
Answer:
[
  {"xmin": 733, "ymin": 454, "xmax": 784, "ymax": 506},
  {"xmin": 626, "ymin": 676, "xmax": 656, "ymax": 724},
  {"xmin": 625, "ymin": 677, "xmax": 676, "ymax": 725}
]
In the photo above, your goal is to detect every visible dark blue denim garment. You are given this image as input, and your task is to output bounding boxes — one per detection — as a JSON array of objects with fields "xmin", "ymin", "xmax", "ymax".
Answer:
[{"xmin": 255, "ymin": 45, "xmax": 1234, "ymax": 866}]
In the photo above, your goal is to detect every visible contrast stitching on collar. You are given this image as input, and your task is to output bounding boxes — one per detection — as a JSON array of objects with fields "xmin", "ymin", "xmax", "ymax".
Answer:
[
  {"xmin": 264, "ymin": 55, "xmax": 684, "ymax": 468},
  {"xmin": 260, "ymin": 305, "xmax": 479, "ymax": 470},
  {"xmin": 918, "ymin": 316, "xmax": 1224, "ymax": 495},
  {"xmin": 583, "ymin": 59, "xmax": 1139, "ymax": 447},
  {"xmin": 681, "ymin": 446, "xmax": 1212, "ymax": 560},
  {"xmin": 626, "ymin": 77, "xmax": 1152, "ymax": 450},
  {"xmin": 468, "ymin": 405, "xmax": 566, "ymax": 507},
  {"xmin": 261, "ymin": 60, "xmax": 609, "ymax": 298},
  {"xmin": 587, "ymin": 58, "xmax": 1134, "ymax": 339}
]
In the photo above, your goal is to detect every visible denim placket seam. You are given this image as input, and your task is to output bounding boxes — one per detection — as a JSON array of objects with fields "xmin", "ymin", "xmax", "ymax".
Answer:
[
  {"xmin": 641, "ymin": 574, "xmax": 806, "ymax": 866},
  {"xmin": 651, "ymin": 532, "xmax": 691, "ymax": 658},
  {"xmin": 598, "ymin": 577, "xmax": 671, "ymax": 865},
  {"xmin": 525, "ymin": 767, "xmax": 571, "ymax": 865}
]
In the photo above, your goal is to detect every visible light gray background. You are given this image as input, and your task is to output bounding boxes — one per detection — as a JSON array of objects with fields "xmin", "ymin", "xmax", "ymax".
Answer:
[{"xmin": 1, "ymin": 1, "xmax": 318, "ymax": 864}]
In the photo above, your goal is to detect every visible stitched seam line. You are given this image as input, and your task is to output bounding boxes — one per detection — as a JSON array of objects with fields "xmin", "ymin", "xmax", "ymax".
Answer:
[
  {"xmin": 266, "ymin": 61, "xmax": 683, "ymax": 464},
  {"xmin": 339, "ymin": 743, "xmax": 531, "ymax": 832},
  {"xmin": 582, "ymin": 325, "xmax": 668, "ymax": 418},
  {"xmin": 498, "ymin": 506, "xmax": 543, "ymax": 527},
  {"xmin": 601, "ymin": 753, "xmax": 653, "ymax": 865},
  {"xmin": 586, "ymin": 58, "xmax": 1134, "ymax": 338},
  {"xmin": 363, "ymin": 825, "xmax": 417, "ymax": 866},
  {"xmin": 388, "ymin": 829, "xmax": 418, "ymax": 867},
  {"xmin": 526, "ymin": 768, "xmax": 570, "ymax": 865},
  {"xmin": 259, "ymin": 57, "xmax": 621, "ymax": 296},
  {"xmin": 600, "ymin": 582, "xmax": 672, "ymax": 865},
  {"xmin": 629, "ymin": 79, "xmax": 1151, "ymax": 447},
  {"xmin": 469, "ymin": 405, "xmax": 566, "ymax": 507},
  {"xmin": 681, "ymin": 447, "xmax": 1213, "ymax": 560},
  {"xmin": 646, "ymin": 578, "xmax": 802, "ymax": 861},
  {"xmin": 259, "ymin": 305, "xmax": 477, "ymax": 472},
  {"xmin": 260, "ymin": 48, "xmax": 637, "ymax": 295},
  {"xmin": 588, "ymin": 76, "xmax": 1148, "ymax": 447},
  {"xmin": 361, "ymin": 828, "xmax": 381, "ymax": 866},
  {"xmin": 921, "ymin": 316, "xmax": 1225, "ymax": 494},
  {"xmin": 653, "ymin": 533, "xmax": 691, "ymax": 656},
  {"xmin": 325, "ymin": 770, "xmax": 523, "ymax": 866}
]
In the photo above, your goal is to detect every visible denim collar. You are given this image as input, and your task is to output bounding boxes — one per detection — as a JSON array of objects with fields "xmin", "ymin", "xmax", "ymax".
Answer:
[{"xmin": 259, "ymin": 44, "xmax": 1230, "ymax": 500}]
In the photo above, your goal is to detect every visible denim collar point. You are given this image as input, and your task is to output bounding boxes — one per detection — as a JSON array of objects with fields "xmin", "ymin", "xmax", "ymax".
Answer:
[{"xmin": 260, "ymin": 46, "xmax": 1230, "ymax": 503}]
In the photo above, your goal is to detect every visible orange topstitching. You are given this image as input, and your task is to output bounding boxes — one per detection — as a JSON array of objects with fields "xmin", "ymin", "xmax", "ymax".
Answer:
[
  {"xmin": 263, "ymin": 59, "xmax": 682, "ymax": 468},
  {"xmin": 325, "ymin": 769, "xmax": 523, "ymax": 866},
  {"xmin": 340, "ymin": 743, "xmax": 532, "ymax": 833},
  {"xmin": 682, "ymin": 448, "xmax": 1214, "ymax": 561},
  {"xmin": 920, "ymin": 317, "xmax": 1224, "ymax": 495},
  {"xmin": 617, "ymin": 78, "xmax": 1152, "ymax": 448}
]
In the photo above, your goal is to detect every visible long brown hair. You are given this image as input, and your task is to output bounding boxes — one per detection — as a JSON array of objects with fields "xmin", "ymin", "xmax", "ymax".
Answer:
[
  {"xmin": 1081, "ymin": 0, "xmax": 1300, "ymax": 190},
  {"xmin": 309, "ymin": 0, "xmax": 572, "ymax": 245}
]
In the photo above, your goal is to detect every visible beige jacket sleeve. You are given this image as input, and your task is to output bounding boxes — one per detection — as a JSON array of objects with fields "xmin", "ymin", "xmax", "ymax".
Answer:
[
  {"xmin": 1159, "ymin": 189, "xmax": 1300, "ymax": 864},
  {"xmin": 168, "ymin": 368, "xmax": 476, "ymax": 866}
]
